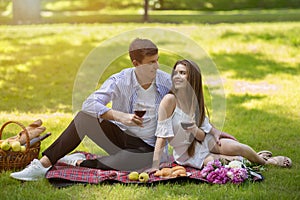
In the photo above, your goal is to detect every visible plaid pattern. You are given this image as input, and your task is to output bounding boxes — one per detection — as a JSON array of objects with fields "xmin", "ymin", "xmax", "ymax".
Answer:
[{"xmin": 45, "ymin": 152, "xmax": 207, "ymax": 184}]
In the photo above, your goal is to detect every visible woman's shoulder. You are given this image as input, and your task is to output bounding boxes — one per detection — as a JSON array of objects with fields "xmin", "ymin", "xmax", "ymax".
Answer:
[
  {"xmin": 159, "ymin": 93, "xmax": 176, "ymax": 119},
  {"xmin": 162, "ymin": 93, "xmax": 176, "ymax": 105}
]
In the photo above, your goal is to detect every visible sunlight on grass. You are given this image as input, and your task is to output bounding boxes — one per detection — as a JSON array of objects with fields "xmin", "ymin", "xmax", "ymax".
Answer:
[
  {"xmin": 233, "ymin": 81, "xmax": 278, "ymax": 94},
  {"xmin": 0, "ymin": 22, "xmax": 299, "ymax": 200}
]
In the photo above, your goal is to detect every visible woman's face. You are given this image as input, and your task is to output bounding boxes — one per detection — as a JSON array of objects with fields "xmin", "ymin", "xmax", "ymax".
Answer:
[{"xmin": 172, "ymin": 64, "xmax": 188, "ymax": 90}]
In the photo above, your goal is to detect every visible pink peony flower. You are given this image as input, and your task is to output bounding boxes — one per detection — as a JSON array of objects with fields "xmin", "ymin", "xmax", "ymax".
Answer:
[{"xmin": 201, "ymin": 159, "xmax": 249, "ymax": 184}]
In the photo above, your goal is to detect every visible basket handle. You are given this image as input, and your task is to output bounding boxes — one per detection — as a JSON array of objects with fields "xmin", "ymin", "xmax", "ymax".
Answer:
[{"xmin": 0, "ymin": 121, "xmax": 31, "ymax": 152}]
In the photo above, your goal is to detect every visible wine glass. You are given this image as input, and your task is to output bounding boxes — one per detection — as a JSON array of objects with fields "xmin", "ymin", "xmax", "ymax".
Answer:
[
  {"xmin": 181, "ymin": 122, "xmax": 194, "ymax": 144},
  {"xmin": 133, "ymin": 102, "xmax": 147, "ymax": 128},
  {"xmin": 133, "ymin": 102, "xmax": 146, "ymax": 117},
  {"xmin": 134, "ymin": 110, "xmax": 146, "ymax": 118}
]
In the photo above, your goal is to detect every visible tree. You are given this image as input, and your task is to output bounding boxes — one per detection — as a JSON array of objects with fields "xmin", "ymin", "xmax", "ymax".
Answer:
[{"xmin": 143, "ymin": 0, "xmax": 149, "ymax": 22}]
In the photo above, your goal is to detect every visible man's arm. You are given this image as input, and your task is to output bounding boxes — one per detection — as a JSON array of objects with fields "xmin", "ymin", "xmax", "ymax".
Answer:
[
  {"xmin": 82, "ymin": 76, "xmax": 143, "ymax": 126},
  {"xmin": 82, "ymin": 76, "xmax": 115, "ymax": 116}
]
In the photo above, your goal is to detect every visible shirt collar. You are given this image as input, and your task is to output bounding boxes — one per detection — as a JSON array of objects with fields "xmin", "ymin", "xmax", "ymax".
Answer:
[
  {"xmin": 131, "ymin": 68, "xmax": 167, "ymax": 95},
  {"xmin": 131, "ymin": 69, "xmax": 141, "ymax": 89}
]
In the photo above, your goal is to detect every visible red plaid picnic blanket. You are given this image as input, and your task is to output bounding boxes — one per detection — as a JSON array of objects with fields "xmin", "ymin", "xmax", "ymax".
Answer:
[{"xmin": 45, "ymin": 152, "xmax": 207, "ymax": 185}]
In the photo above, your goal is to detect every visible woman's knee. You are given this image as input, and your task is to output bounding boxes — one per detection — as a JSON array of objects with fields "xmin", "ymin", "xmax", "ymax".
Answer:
[{"xmin": 218, "ymin": 139, "xmax": 246, "ymax": 155}]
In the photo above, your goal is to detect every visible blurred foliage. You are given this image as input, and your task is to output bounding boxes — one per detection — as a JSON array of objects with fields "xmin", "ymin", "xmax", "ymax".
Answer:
[
  {"xmin": 151, "ymin": 0, "xmax": 300, "ymax": 10},
  {"xmin": 41, "ymin": 0, "xmax": 143, "ymax": 11},
  {"xmin": 1, "ymin": 0, "xmax": 300, "ymax": 12}
]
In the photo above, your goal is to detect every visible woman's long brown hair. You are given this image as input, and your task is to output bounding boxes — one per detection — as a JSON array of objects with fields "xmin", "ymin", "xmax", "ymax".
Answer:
[{"xmin": 171, "ymin": 60, "xmax": 207, "ymax": 157}]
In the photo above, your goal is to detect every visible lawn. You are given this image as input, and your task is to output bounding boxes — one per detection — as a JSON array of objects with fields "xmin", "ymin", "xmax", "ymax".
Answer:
[{"xmin": 0, "ymin": 22, "xmax": 299, "ymax": 199}]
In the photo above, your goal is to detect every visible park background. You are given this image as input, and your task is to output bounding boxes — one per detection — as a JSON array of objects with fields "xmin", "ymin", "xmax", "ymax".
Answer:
[{"xmin": 0, "ymin": 0, "xmax": 299, "ymax": 199}]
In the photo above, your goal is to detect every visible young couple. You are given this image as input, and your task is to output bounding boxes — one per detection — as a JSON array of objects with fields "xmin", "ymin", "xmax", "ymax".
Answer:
[{"xmin": 11, "ymin": 38, "xmax": 292, "ymax": 181}]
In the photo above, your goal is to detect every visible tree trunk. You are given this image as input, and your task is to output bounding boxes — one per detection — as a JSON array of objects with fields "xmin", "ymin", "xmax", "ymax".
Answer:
[
  {"xmin": 13, "ymin": 0, "xmax": 41, "ymax": 24},
  {"xmin": 159, "ymin": 0, "xmax": 164, "ymax": 9},
  {"xmin": 143, "ymin": 0, "xmax": 149, "ymax": 22}
]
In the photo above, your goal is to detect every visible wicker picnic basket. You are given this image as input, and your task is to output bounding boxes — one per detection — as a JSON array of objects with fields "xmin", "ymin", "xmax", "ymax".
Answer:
[{"xmin": 0, "ymin": 121, "xmax": 40, "ymax": 171}]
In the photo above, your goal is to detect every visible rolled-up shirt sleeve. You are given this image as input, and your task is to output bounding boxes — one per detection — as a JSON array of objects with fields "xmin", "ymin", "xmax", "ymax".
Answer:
[
  {"xmin": 82, "ymin": 76, "xmax": 116, "ymax": 117},
  {"xmin": 200, "ymin": 116, "xmax": 212, "ymax": 133}
]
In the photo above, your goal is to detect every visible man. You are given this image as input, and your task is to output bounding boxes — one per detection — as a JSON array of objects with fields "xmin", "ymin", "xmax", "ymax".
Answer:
[{"xmin": 10, "ymin": 38, "xmax": 172, "ymax": 181}]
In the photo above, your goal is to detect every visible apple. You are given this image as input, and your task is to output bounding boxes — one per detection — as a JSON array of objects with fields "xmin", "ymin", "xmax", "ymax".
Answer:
[
  {"xmin": 1, "ymin": 140, "xmax": 11, "ymax": 151},
  {"xmin": 11, "ymin": 141, "xmax": 21, "ymax": 152},
  {"xmin": 138, "ymin": 172, "xmax": 149, "ymax": 183},
  {"xmin": 20, "ymin": 145, "xmax": 26, "ymax": 153},
  {"xmin": 128, "ymin": 171, "xmax": 139, "ymax": 181}
]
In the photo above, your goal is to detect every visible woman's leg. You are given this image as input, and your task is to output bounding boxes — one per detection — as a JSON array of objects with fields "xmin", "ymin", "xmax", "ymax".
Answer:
[
  {"xmin": 203, "ymin": 153, "xmax": 242, "ymax": 166},
  {"xmin": 208, "ymin": 138, "xmax": 266, "ymax": 165}
]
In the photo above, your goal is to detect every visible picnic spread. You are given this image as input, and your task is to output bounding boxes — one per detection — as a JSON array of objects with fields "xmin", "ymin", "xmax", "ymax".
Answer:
[{"xmin": 45, "ymin": 152, "xmax": 264, "ymax": 187}]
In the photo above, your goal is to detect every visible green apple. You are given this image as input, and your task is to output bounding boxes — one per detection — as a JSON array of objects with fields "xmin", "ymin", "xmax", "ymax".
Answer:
[
  {"xmin": 138, "ymin": 172, "xmax": 149, "ymax": 183},
  {"xmin": 11, "ymin": 141, "xmax": 21, "ymax": 152},
  {"xmin": 20, "ymin": 145, "xmax": 26, "ymax": 153},
  {"xmin": 1, "ymin": 140, "xmax": 11, "ymax": 151},
  {"xmin": 128, "ymin": 171, "xmax": 139, "ymax": 181}
]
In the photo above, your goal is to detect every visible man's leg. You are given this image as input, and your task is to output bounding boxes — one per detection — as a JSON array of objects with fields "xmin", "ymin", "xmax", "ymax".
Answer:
[
  {"xmin": 43, "ymin": 111, "xmax": 123, "ymax": 165},
  {"xmin": 76, "ymin": 112, "xmax": 155, "ymax": 171},
  {"xmin": 11, "ymin": 111, "xmax": 130, "ymax": 181},
  {"xmin": 80, "ymin": 149, "xmax": 154, "ymax": 171},
  {"xmin": 41, "ymin": 119, "xmax": 81, "ymax": 165},
  {"xmin": 45, "ymin": 111, "xmax": 154, "ymax": 170}
]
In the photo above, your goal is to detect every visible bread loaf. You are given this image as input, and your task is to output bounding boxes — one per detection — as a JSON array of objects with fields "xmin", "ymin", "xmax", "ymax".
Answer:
[
  {"xmin": 2, "ymin": 119, "xmax": 46, "ymax": 145},
  {"xmin": 154, "ymin": 165, "xmax": 187, "ymax": 178}
]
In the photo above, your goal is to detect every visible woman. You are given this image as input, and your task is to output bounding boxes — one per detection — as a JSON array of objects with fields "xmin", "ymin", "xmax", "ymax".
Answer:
[{"xmin": 151, "ymin": 59, "xmax": 292, "ymax": 171}]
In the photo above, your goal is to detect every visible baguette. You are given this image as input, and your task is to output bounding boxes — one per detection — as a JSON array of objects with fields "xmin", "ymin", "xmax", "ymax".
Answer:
[
  {"xmin": 154, "ymin": 165, "xmax": 187, "ymax": 178},
  {"xmin": 2, "ymin": 119, "xmax": 46, "ymax": 145}
]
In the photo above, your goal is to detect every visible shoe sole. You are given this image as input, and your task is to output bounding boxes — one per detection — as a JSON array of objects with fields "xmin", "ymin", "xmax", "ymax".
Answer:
[{"xmin": 10, "ymin": 174, "xmax": 39, "ymax": 181}]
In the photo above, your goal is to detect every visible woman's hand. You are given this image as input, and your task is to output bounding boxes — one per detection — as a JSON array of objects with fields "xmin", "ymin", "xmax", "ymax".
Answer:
[
  {"xmin": 209, "ymin": 127, "xmax": 238, "ymax": 146},
  {"xmin": 220, "ymin": 131, "xmax": 238, "ymax": 141},
  {"xmin": 145, "ymin": 167, "xmax": 159, "ymax": 175},
  {"xmin": 184, "ymin": 123, "xmax": 196, "ymax": 134},
  {"xmin": 185, "ymin": 123, "xmax": 205, "ymax": 141}
]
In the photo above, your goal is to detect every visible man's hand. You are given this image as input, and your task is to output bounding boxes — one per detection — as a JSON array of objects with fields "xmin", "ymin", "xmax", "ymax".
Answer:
[
  {"xmin": 117, "ymin": 112, "xmax": 144, "ymax": 127},
  {"xmin": 101, "ymin": 110, "xmax": 144, "ymax": 127}
]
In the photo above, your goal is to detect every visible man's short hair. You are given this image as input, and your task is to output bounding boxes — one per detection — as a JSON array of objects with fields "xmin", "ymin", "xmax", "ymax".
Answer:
[{"xmin": 129, "ymin": 38, "xmax": 158, "ymax": 63}]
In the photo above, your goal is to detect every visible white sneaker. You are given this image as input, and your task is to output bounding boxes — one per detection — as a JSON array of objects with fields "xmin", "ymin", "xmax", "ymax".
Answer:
[
  {"xmin": 10, "ymin": 159, "xmax": 51, "ymax": 181},
  {"xmin": 58, "ymin": 153, "xmax": 86, "ymax": 166}
]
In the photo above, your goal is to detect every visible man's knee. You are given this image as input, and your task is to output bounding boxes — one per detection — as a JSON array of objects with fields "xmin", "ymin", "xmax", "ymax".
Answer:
[{"xmin": 75, "ymin": 110, "xmax": 96, "ymax": 121}]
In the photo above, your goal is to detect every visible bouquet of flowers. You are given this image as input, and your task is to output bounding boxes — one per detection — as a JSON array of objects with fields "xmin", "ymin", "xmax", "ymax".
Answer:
[{"xmin": 200, "ymin": 159, "xmax": 263, "ymax": 184}]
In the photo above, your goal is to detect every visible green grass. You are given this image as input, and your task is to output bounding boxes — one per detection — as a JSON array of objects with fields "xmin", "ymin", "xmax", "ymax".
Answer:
[{"xmin": 0, "ymin": 22, "xmax": 300, "ymax": 199}]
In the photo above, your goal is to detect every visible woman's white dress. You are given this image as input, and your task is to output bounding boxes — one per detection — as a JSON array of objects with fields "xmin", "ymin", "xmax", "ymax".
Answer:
[{"xmin": 155, "ymin": 106, "xmax": 214, "ymax": 169}]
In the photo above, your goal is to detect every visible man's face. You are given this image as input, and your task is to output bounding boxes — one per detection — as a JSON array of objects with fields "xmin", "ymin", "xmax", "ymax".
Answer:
[{"xmin": 134, "ymin": 54, "xmax": 159, "ymax": 83}]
